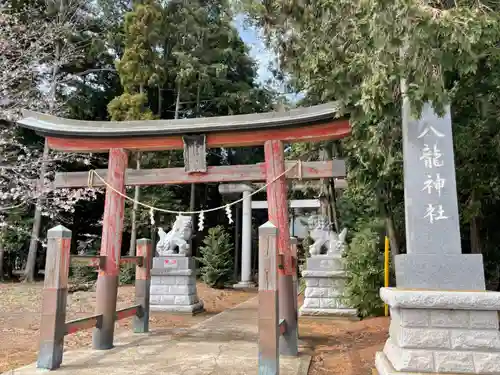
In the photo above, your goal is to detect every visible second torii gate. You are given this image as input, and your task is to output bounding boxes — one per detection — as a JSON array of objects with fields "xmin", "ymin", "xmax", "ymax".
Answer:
[{"xmin": 17, "ymin": 102, "xmax": 350, "ymax": 361}]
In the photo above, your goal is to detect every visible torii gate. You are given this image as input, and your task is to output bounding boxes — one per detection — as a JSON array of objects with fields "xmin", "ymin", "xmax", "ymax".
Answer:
[{"xmin": 17, "ymin": 103, "xmax": 350, "ymax": 365}]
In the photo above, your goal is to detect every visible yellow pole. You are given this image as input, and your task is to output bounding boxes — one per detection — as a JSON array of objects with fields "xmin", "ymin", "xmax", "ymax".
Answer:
[{"xmin": 384, "ymin": 236, "xmax": 390, "ymax": 317}]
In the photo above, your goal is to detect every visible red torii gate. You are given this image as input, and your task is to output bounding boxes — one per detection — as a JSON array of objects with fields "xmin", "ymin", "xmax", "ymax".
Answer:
[{"xmin": 18, "ymin": 102, "xmax": 350, "ymax": 370}]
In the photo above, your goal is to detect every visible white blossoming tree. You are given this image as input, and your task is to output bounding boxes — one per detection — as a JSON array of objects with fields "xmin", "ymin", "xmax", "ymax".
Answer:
[{"xmin": 0, "ymin": 2, "xmax": 106, "ymax": 281}]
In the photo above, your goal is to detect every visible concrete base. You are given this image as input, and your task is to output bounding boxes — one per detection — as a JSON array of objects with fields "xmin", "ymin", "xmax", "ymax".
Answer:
[
  {"xmin": 150, "ymin": 300, "xmax": 204, "ymax": 315},
  {"xmin": 233, "ymin": 281, "xmax": 256, "ymax": 289},
  {"xmin": 150, "ymin": 256, "xmax": 203, "ymax": 314},
  {"xmin": 377, "ymin": 288, "xmax": 500, "ymax": 374},
  {"xmin": 395, "ymin": 254, "xmax": 486, "ymax": 291},
  {"xmin": 299, "ymin": 307, "xmax": 358, "ymax": 318},
  {"xmin": 300, "ymin": 254, "xmax": 357, "ymax": 317}
]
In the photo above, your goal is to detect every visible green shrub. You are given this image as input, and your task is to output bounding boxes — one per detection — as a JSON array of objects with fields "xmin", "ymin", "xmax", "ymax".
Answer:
[
  {"xmin": 343, "ymin": 219, "xmax": 385, "ymax": 318},
  {"xmin": 119, "ymin": 264, "xmax": 136, "ymax": 285},
  {"xmin": 196, "ymin": 225, "xmax": 233, "ymax": 289},
  {"xmin": 69, "ymin": 264, "xmax": 98, "ymax": 284}
]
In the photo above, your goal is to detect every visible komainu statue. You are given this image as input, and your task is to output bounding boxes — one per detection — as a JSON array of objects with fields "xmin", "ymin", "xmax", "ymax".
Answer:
[
  {"xmin": 156, "ymin": 215, "xmax": 193, "ymax": 256},
  {"xmin": 307, "ymin": 215, "xmax": 347, "ymax": 256}
]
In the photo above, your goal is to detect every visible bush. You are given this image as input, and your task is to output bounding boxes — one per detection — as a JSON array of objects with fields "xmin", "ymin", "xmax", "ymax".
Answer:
[
  {"xmin": 343, "ymin": 219, "xmax": 385, "ymax": 318},
  {"xmin": 119, "ymin": 264, "xmax": 136, "ymax": 285},
  {"xmin": 70, "ymin": 264, "xmax": 98, "ymax": 284},
  {"xmin": 196, "ymin": 225, "xmax": 233, "ymax": 289}
]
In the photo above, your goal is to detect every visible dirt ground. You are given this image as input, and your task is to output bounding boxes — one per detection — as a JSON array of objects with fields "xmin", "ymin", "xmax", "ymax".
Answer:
[
  {"xmin": 0, "ymin": 281, "xmax": 256, "ymax": 373},
  {"xmin": 0, "ymin": 283, "xmax": 389, "ymax": 375},
  {"xmin": 296, "ymin": 295, "xmax": 389, "ymax": 375}
]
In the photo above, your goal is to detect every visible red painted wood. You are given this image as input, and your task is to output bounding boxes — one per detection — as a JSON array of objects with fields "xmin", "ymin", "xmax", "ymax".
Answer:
[
  {"xmin": 264, "ymin": 140, "xmax": 298, "ymax": 357},
  {"xmin": 264, "ymin": 141, "xmax": 292, "ymax": 276},
  {"xmin": 99, "ymin": 149, "xmax": 128, "ymax": 277},
  {"xmin": 119, "ymin": 256, "xmax": 143, "ymax": 266},
  {"xmin": 92, "ymin": 148, "xmax": 127, "ymax": 350},
  {"xmin": 46, "ymin": 120, "xmax": 351, "ymax": 152},
  {"xmin": 65, "ymin": 315, "xmax": 101, "ymax": 335},
  {"xmin": 115, "ymin": 305, "xmax": 140, "ymax": 320},
  {"xmin": 135, "ymin": 240, "xmax": 152, "ymax": 281},
  {"xmin": 279, "ymin": 319, "xmax": 287, "ymax": 335},
  {"xmin": 38, "ymin": 226, "xmax": 72, "ymax": 370},
  {"xmin": 54, "ymin": 160, "xmax": 343, "ymax": 188}
]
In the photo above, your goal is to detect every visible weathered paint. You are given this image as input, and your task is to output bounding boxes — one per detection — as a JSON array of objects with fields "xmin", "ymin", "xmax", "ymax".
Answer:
[
  {"xmin": 120, "ymin": 256, "xmax": 144, "ymax": 267},
  {"xmin": 37, "ymin": 226, "xmax": 72, "ymax": 370},
  {"xmin": 71, "ymin": 255, "xmax": 106, "ymax": 269},
  {"xmin": 54, "ymin": 160, "xmax": 344, "ymax": 189},
  {"xmin": 278, "ymin": 319, "xmax": 287, "ymax": 335},
  {"xmin": 290, "ymin": 237, "xmax": 299, "ymax": 342},
  {"xmin": 264, "ymin": 140, "xmax": 298, "ymax": 357},
  {"xmin": 115, "ymin": 305, "xmax": 142, "ymax": 321},
  {"xmin": 45, "ymin": 120, "xmax": 350, "ymax": 152},
  {"xmin": 65, "ymin": 314, "xmax": 102, "ymax": 335},
  {"xmin": 92, "ymin": 148, "xmax": 128, "ymax": 350},
  {"xmin": 134, "ymin": 239, "xmax": 152, "ymax": 333},
  {"xmin": 258, "ymin": 222, "xmax": 279, "ymax": 375}
]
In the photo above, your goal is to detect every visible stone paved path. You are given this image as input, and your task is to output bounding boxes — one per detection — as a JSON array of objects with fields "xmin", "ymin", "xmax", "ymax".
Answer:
[{"xmin": 3, "ymin": 297, "xmax": 310, "ymax": 375}]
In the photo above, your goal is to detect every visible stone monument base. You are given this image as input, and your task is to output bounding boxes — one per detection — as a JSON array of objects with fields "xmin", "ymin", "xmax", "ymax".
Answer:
[
  {"xmin": 300, "ymin": 255, "xmax": 357, "ymax": 318},
  {"xmin": 150, "ymin": 255, "xmax": 204, "ymax": 315},
  {"xmin": 376, "ymin": 288, "xmax": 500, "ymax": 375},
  {"xmin": 233, "ymin": 281, "xmax": 256, "ymax": 289}
]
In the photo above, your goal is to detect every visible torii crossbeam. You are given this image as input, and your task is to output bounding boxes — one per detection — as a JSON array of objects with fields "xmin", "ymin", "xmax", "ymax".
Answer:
[{"xmin": 17, "ymin": 102, "xmax": 351, "ymax": 370}]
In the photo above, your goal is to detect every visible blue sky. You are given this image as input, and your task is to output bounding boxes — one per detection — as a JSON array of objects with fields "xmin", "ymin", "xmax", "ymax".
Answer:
[
  {"xmin": 233, "ymin": 14, "xmax": 275, "ymax": 85},
  {"xmin": 233, "ymin": 15, "xmax": 305, "ymax": 104}
]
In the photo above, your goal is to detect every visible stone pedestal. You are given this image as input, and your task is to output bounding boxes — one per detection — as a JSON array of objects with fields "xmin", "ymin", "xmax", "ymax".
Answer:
[
  {"xmin": 299, "ymin": 254, "xmax": 357, "ymax": 317},
  {"xmin": 150, "ymin": 255, "xmax": 204, "ymax": 314},
  {"xmin": 376, "ymin": 288, "xmax": 500, "ymax": 375}
]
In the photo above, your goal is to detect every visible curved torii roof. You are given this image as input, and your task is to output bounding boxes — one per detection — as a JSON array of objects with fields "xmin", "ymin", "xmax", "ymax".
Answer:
[{"xmin": 17, "ymin": 102, "xmax": 350, "ymax": 152}]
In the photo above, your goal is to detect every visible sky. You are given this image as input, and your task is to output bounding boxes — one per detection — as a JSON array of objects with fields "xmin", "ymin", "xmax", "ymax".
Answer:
[
  {"xmin": 233, "ymin": 14, "xmax": 275, "ymax": 85},
  {"xmin": 233, "ymin": 15, "xmax": 305, "ymax": 104}
]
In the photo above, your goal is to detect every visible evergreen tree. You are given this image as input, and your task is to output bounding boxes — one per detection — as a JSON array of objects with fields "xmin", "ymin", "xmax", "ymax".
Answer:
[{"xmin": 196, "ymin": 226, "xmax": 234, "ymax": 289}]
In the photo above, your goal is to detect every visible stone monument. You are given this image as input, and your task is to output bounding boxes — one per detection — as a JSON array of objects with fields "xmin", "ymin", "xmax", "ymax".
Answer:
[
  {"xmin": 375, "ymin": 101, "xmax": 500, "ymax": 375},
  {"xmin": 150, "ymin": 215, "xmax": 204, "ymax": 314},
  {"xmin": 300, "ymin": 215, "xmax": 357, "ymax": 318}
]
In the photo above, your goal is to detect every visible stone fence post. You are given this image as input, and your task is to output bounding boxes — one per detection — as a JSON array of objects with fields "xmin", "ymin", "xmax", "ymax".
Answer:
[
  {"xmin": 134, "ymin": 238, "xmax": 152, "ymax": 333},
  {"xmin": 258, "ymin": 222, "xmax": 279, "ymax": 375},
  {"xmin": 37, "ymin": 225, "xmax": 71, "ymax": 370}
]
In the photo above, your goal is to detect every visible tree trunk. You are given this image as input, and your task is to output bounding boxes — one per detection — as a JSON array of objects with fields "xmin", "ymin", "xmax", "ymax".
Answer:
[
  {"xmin": 320, "ymin": 145, "xmax": 339, "ymax": 231},
  {"xmin": 0, "ymin": 232, "xmax": 5, "ymax": 281},
  {"xmin": 158, "ymin": 86, "xmax": 162, "ymax": 117},
  {"xmin": 129, "ymin": 152, "xmax": 141, "ymax": 256},
  {"xmin": 24, "ymin": 138, "xmax": 49, "ymax": 282},
  {"xmin": 469, "ymin": 190, "xmax": 481, "ymax": 254},
  {"xmin": 174, "ymin": 81, "xmax": 181, "ymax": 120},
  {"xmin": 470, "ymin": 216, "xmax": 481, "ymax": 254},
  {"xmin": 24, "ymin": 28, "xmax": 62, "ymax": 282},
  {"xmin": 384, "ymin": 213, "xmax": 400, "ymax": 256}
]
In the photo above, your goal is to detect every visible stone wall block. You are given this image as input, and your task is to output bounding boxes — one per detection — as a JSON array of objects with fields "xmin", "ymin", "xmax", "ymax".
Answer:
[
  {"xmin": 319, "ymin": 297, "xmax": 343, "ymax": 309},
  {"xmin": 450, "ymin": 330, "xmax": 500, "ymax": 351},
  {"xmin": 303, "ymin": 297, "xmax": 320, "ymax": 309},
  {"xmin": 305, "ymin": 278, "xmax": 319, "ymax": 287},
  {"xmin": 318, "ymin": 278, "xmax": 334, "ymax": 287},
  {"xmin": 429, "ymin": 310, "xmax": 469, "ymax": 328},
  {"xmin": 399, "ymin": 327, "xmax": 451, "ymax": 349},
  {"xmin": 174, "ymin": 295, "xmax": 197, "ymax": 305},
  {"xmin": 469, "ymin": 311, "xmax": 499, "ymax": 330},
  {"xmin": 175, "ymin": 276, "xmax": 195, "ymax": 285},
  {"xmin": 305, "ymin": 287, "xmax": 327, "ymax": 298},
  {"xmin": 383, "ymin": 340, "xmax": 434, "ymax": 372},
  {"xmin": 434, "ymin": 351, "xmax": 474, "ymax": 373},
  {"xmin": 400, "ymin": 308, "xmax": 430, "ymax": 328},
  {"xmin": 473, "ymin": 352, "xmax": 500, "ymax": 373}
]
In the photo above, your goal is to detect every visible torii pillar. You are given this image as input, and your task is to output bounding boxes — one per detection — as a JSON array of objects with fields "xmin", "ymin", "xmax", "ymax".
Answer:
[{"xmin": 264, "ymin": 140, "xmax": 298, "ymax": 357}]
